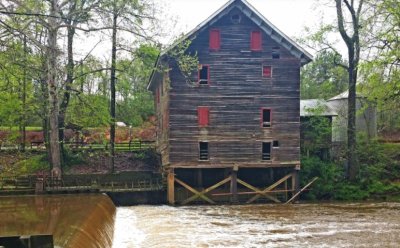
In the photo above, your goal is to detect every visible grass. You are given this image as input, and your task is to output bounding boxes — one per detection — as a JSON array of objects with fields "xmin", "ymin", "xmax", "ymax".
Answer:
[
  {"xmin": 0, "ymin": 152, "xmax": 50, "ymax": 177},
  {"xmin": 0, "ymin": 126, "xmax": 42, "ymax": 131}
]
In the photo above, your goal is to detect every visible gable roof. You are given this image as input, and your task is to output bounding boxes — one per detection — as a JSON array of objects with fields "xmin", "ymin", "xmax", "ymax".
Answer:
[
  {"xmin": 148, "ymin": 0, "xmax": 313, "ymax": 90},
  {"xmin": 328, "ymin": 90, "xmax": 365, "ymax": 101},
  {"xmin": 300, "ymin": 99, "xmax": 338, "ymax": 117}
]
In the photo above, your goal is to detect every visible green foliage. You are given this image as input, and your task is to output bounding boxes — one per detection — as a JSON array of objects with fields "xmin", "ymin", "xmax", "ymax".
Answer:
[
  {"xmin": 13, "ymin": 154, "xmax": 50, "ymax": 175},
  {"xmin": 302, "ymin": 135, "xmax": 400, "ymax": 201},
  {"xmin": 62, "ymin": 148, "xmax": 87, "ymax": 168},
  {"xmin": 167, "ymin": 39, "xmax": 199, "ymax": 86},
  {"xmin": 301, "ymin": 156, "xmax": 343, "ymax": 200},
  {"xmin": 114, "ymin": 44, "xmax": 159, "ymax": 126},
  {"xmin": 301, "ymin": 50, "xmax": 348, "ymax": 100},
  {"xmin": 67, "ymin": 94, "xmax": 110, "ymax": 127},
  {"xmin": 301, "ymin": 105, "xmax": 333, "ymax": 155}
]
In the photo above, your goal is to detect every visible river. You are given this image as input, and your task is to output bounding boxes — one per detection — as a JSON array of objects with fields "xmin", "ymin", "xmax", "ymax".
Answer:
[
  {"xmin": 1, "ymin": 195, "xmax": 400, "ymax": 247},
  {"xmin": 113, "ymin": 203, "xmax": 400, "ymax": 248}
]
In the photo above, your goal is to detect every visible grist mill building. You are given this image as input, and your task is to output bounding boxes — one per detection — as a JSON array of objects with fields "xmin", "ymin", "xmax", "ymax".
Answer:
[{"xmin": 148, "ymin": 0, "xmax": 312, "ymax": 205}]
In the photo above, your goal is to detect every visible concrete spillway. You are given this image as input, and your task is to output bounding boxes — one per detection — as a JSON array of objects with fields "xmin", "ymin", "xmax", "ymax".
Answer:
[{"xmin": 0, "ymin": 194, "xmax": 115, "ymax": 248}]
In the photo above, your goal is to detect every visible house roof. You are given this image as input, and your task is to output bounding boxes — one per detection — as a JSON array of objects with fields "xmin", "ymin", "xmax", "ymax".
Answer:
[
  {"xmin": 328, "ymin": 90, "xmax": 365, "ymax": 101},
  {"xmin": 148, "ymin": 0, "xmax": 313, "ymax": 90},
  {"xmin": 300, "ymin": 99, "xmax": 338, "ymax": 117}
]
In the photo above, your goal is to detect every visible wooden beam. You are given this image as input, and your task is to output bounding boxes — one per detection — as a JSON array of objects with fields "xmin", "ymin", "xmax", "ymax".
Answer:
[
  {"xmin": 237, "ymin": 179, "xmax": 280, "ymax": 203},
  {"xmin": 179, "ymin": 176, "xmax": 232, "ymax": 205},
  {"xmin": 174, "ymin": 177, "xmax": 215, "ymax": 204},
  {"xmin": 285, "ymin": 177, "xmax": 318, "ymax": 204},
  {"xmin": 212, "ymin": 189, "xmax": 294, "ymax": 196},
  {"xmin": 167, "ymin": 172, "xmax": 175, "ymax": 205},
  {"xmin": 246, "ymin": 173, "xmax": 293, "ymax": 204},
  {"xmin": 230, "ymin": 170, "xmax": 238, "ymax": 203}
]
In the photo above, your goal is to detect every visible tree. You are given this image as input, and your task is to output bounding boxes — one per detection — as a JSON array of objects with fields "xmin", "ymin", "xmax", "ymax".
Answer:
[
  {"xmin": 58, "ymin": 0, "xmax": 100, "ymax": 156},
  {"xmin": 360, "ymin": 0, "xmax": 400, "ymax": 131},
  {"xmin": 97, "ymin": 0, "xmax": 158, "ymax": 172},
  {"xmin": 301, "ymin": 50, "xmax": 348, "ymax": 100}
]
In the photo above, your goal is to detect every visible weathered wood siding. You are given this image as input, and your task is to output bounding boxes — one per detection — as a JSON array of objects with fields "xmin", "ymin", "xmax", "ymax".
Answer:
[
  {"xmin": 152, "ymin": 71, "xmax": 170, "ymax": 166},
  {"xmin": 166, "ymin": 9, "xmax": 301, "ymax": 168}
]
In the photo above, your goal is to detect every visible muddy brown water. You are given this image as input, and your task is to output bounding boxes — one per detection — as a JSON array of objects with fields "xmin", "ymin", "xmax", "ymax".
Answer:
[
  {"xmin": 113, "ymin": 203, "xmax": 400, "ymax": 248},
  {"xmin": 1, "ymin": 195, "xmax": 400, "ymax": 247}
]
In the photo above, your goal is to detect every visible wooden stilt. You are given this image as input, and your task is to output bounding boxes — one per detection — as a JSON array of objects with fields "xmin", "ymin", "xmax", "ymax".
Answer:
[
  {"xmin": 230, "ymin": 168, "xmax": 238, "ymax": 203},
  {"xmin": 197, "ymin": 169, "xmax": 203, "ymax": 189},
  {"xmin": 284, "ymin": 179, "xmax": 288, "ymax": 202},
  {"xmin": 167, "ymin": 170, "xmax": 175, "ymax": 205},
  {"xmin": 292, "ymin": 169, "xmax": 300, "ymax": 194}
]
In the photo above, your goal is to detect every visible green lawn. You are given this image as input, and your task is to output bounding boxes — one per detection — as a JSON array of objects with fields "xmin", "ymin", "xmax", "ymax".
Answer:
[{"xmin": 0, "ymin": 126, "xmax": 42, "ymax": 131}]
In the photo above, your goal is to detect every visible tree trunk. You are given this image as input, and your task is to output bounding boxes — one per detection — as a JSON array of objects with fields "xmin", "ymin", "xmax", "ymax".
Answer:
[
  {"xmin": 110, "ymin": 8, "xmax": 117, "ymax": 173},
  {"xmin": 335, "ymin": 0, "xmax": 363, "ymax": 181},
  {"xmin": 347, "ymin": 57, "xmax": 358, "ymax": 180},
  {"xmin": 48, "ymin": 0, "xmax": 62, "ymax": 178},
  {"xmin": 20, "ymin": 35, "xmax": 27, "ymax": 152},
  {"xmin": 59, "ymin": 25, "xmax": 75, "ymax": 160}
]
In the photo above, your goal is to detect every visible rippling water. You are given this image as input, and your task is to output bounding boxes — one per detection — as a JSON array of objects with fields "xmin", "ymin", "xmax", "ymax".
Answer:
[
  {"xmin": 113, "ymin": 203, "xmax": 400, "ymax": 248},
  {"xmin": 2, "ymin": 195, "xmax": 400, "ymax": 248}
]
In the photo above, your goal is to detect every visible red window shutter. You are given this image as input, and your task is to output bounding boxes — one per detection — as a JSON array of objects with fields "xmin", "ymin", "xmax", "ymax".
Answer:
[
  {"xmin": 263, "ymin": 66, "xmax": 272, "ymax": 78},
  {"xmin": 251, "ymin": 31, "xmax": 262, "ymax": 51},
  {"xmin": 209, "ymin": 29, "xmax": 220, "ymax": 50},
  {"xmin": 198, "ymin": 107, "xmax": 209, "ymax": 127}
]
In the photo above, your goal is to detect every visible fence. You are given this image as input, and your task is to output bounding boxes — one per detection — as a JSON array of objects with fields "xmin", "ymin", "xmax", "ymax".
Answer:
[
  {"xmin": 0, "ymin": 172, "xmax": 164, "ymax": 193},
  {"xmin": 0, "ymin": 140, "xmax": 155, "ymax": 152}
]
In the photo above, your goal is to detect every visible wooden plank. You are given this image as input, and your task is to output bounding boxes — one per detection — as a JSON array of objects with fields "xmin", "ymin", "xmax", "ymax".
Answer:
[
  {"xmin": 246, "ymin": 173, "xmax": 292, "ymax": 204},
  {"xmin": 285, "ymin": 177, "xmax": 318, "ymax": 204},
  {"xmin": 175, "ymin": 177, "xmax": 215, "ymax": 204},
  {"xmin": 237, "ymin": 179, "xmax": 280, "ymax": 203},
  {"xmin": 212, "ymin": 189, "xmax": 294, "ymax": 196},
  {"xmin": 180, "ymin": 176, "xmax": 232, "ymax": 205},
  {"xmin": 230, "ymin": 170, "xmax": 238, "ymax": 203}
]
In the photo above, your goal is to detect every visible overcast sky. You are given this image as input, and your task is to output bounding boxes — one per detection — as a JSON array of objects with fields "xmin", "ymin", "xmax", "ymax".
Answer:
[
  {"xmin": 75, "ymin": 0, "xmax": 339, "ymax": 59},
  {"xmin": 161, "ymin": 0, "xmax": 331, "ymax": 38}
]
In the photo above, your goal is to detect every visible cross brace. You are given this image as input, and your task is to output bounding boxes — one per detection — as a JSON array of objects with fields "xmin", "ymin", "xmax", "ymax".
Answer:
[{"xmin": 175, "ymin": 176, "xmax": 232, "ymax": 205}]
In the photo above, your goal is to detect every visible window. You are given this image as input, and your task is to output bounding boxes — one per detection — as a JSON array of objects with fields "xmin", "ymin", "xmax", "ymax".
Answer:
[
  {"xmin": 272, "ymin": 47, "xmax": 280, "ymax": 59},
  {"xmin": 251, "ymin": 31, "xmax": 262, "ymax": 51},
  {"xmin": 263, "ymin": 66, "xmax": 272, "ymax": 78},
  {"xmin": 209, "ymin": 29, "xmax": 220, "ymax": 51},
  {"xmin": 231, "ymin": 14, "xmax": 241, "ymax": 24},
  {"xmin": 198, "ymin": 65, "xmax": 209, "ymax": 85},
  {"xmin": 198, "ymin": 107, "xmax": 209, "ymax": 127},
  {"xmin": 262, "ymin": 142, "xmax": 271, "ymax": 160},
  {"xmin": 273, "ymin": 140, "xmax": 279, "ymax": 148},
  {"xmin": 261, "ymin": 108, "xmax": 272, "ymax": 128},
  {"xmin": 199, "ymin": 142, "xmax": 209, "ymax": 160}
]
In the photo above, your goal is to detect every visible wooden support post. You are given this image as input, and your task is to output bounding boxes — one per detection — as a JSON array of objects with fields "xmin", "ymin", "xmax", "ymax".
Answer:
[
  {"xmin": 230, "ymin": 165, "xmax": 238, "ymax": 203},
  {"xmin": 284, "ymin": 179, "xmax": 288, "ymax": 202},
  {"xmin": 167, "ymin": 170, "xmax": 175, "ymax": 205},
  {"xmin": 292, "ymin": 168, "xmax": 300, "ymax": 195},
  {"xmin": 197, "ymin": 169, "xmax": 203, "ymax": 189}
]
